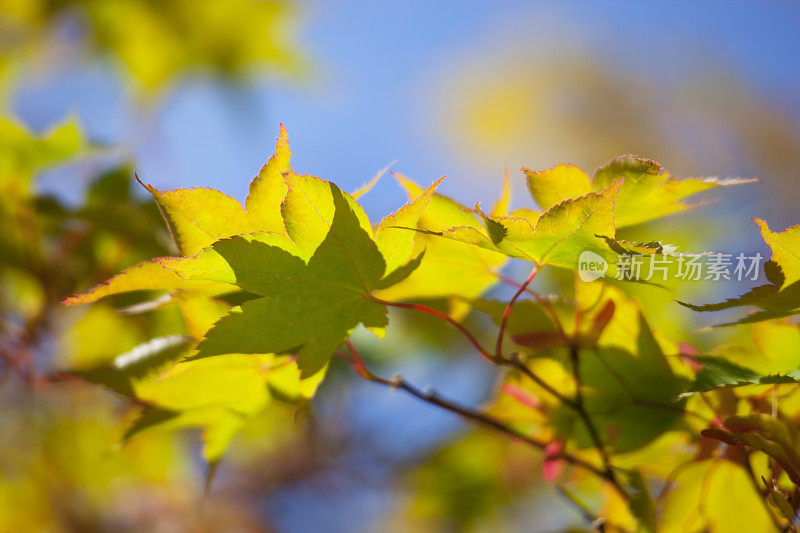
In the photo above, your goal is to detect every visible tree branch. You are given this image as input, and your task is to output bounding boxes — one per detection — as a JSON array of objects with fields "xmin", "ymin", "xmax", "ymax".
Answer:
[
  {"xmin": 568, "ymin": 341, "xmax": 622, "ymax": 492},
  {"xmin": 341, "ymin": 340, "xmax": 627, "ymax": 495}
]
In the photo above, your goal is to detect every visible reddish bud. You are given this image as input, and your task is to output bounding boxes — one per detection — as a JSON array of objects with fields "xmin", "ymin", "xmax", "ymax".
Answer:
[{"xmin": 542, "ymin": 440, "xmax": 565, "ymax": 482}]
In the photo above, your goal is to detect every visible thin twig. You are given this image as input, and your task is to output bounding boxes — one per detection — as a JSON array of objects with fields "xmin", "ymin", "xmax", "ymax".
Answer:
[
  {"xmin": 496, "ymin": 271, "xmax": 567, "ymax": 340},
  {"xmin": 373, "ymin": 297, "xmax": 573, "ymax": 405},
  {"xmin": 372, "ymin": 298, "xmax": 494, "ymax": 363},
  {"xmin": 371, "ymin": 286, "xmax": 629, "ymax": 499},
  {"xmin": 495, "ymin": 265, "xmax": 541, "ymax": 359},
  {"xmin": 569, "ymin": 342, "xmax": 622, "ymax": 492},
  {"xmin": 341, "ymin": 340, "xmax": 615, "ymax": 484}
]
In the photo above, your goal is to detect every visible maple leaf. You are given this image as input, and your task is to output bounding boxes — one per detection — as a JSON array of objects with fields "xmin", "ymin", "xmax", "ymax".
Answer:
[
  {"xmin": 374, "ymin": 173, "xmax": 507, "ymax": 317},
  {"xmin": 421, "ymin": 180, "xmax": 624, "ymax": 272},
  {"xmin": 524, "ymin": 163, "xmax": 592, "ymax": 212},
  {"xmin": 680, "ymin": 218, "xmax": 800, "ymax": 325},
  {"xmin": 62, "ymin": 125, "xmax": 442, "ymax": 462},
  {"xmin": 75, "ymin": 318, "xmax": 318, "ymax": 465},
  {"xmin": 524, "ymin": 155, "xmax": 756, "ymax": 228},
  {"xmin": 374, "ymin": 176, "xmax": 445, "ymax": 275},
  {"xmin": 66, "ymin": 127, "xmax": 440, "ymax": 366},
  {"xmin": 195, "ymin": 183, "xmax": 388, "ymax": 376},
  {"xmin": 73, "ymin": 332, "xmax": 270, "ymax": 463},
  {"xmin": 143, "ymin": 125, "xmax": 295, "ymax": 257},
  {"xmin": 65, "ymin": 125, "xmax": 296, "ymax": 304}
]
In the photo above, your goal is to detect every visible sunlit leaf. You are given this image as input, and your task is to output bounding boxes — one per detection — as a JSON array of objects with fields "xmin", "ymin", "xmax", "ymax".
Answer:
[
  {"xmin": 523, "ymin": 163, "xmax": 592, "ymax": 212},
  {"xmin": 426, "ymin": 181, "xmax": 624, "ymax": 272},
  {"xmin": 197, "ymin": 184, "xmax": 388, "ymax": 377},
  {"xmin": 375, "ymin": 174, "xmax": 506, "ymax": 310},
  {"xmin": 592, "ymin": 155, "xmax": 756, "ymax": 228}
]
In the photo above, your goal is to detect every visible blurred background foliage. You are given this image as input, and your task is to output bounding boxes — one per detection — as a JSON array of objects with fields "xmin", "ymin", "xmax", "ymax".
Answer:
[
  {"xmin": 1, "ymin": 1, "xmax": 800, "ymax": 532},
  {"xmin": 0, "ymin": 0, "xmax": 304, "ymax": 93}
]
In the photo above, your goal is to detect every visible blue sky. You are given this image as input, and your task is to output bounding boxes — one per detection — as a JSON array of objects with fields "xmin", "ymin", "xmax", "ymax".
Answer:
[{"xmin": 16, "ymin": 1, "xmax": 800, "ymax": 224}]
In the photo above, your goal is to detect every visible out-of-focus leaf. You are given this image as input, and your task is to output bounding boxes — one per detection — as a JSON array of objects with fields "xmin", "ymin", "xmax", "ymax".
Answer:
[
  {"xmin": 762, "ymin": 476, "xmax": 797, "ymax": 522},
  {"xmin": 702, "ymin": 415, "xmax": 800, "ymax": 487},
  {"xmin": 621, "ymin": 469, "xmax": 657, "ymax": 533},
  {"xmin": 1, "ymin": 0, "xmax": 306, "ymax": 92},
  {"xmin": 76, "ymin": 335, "xmax": 193, "ymax": 396},
  {"xmin": 59, "ymin": 305, "xmax": 143, "ymax": 369},
  {"xmin": 660, "ymin": 460, "xmax": 774, "ymax": 532},
  {"xmin": 124, "ymin": 405, "xmax": 246, "ymax": 464},
  {"xmin": 0, "ymin": 117, "xmax": 83, "ymax": 191},
  {"xmin": 552, "ymin": 300, "xmax": 687, "ymax": 453}
]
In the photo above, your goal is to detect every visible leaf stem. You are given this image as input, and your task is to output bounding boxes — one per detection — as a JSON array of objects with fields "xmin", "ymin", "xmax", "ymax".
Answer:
[
  {"xmin": 494, "ymin": 270, "xmax": 568, "ymax": 345},
  {"xmin": 495, "ymin": 264, "xmax": 541, "ymax": 359},
  {"xmin": 371, "ymin": 298, "xmax": 494, "ymax": 363},
  {"xmin": 372, "ymin": 297, "xmax": 572, "ymax": 405}
]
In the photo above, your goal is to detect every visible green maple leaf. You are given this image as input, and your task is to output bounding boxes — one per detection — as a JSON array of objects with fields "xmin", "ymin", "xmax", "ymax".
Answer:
[
  {"xmin": 196, "ymin": 183, "xmax": 388, "ymax": 377},
  {"xmin": 524, "ymin": 155, "xmax": 755, "ymax": 228},
  {"xmin": 523, "ymin": 163, "xmax": 593, "ymax": 212},
  {"xmin": 374, "ymin": 175, "xmax": 445, "ymax": 276},
  {"xmin": 422, "ymin": 180, "xmax": 626, "ymax": 271},
  {"xmin": 65, "ymin": 125, "xmax": 296, "ymax": 304},
  {"xmin": 66, "ymin": 127, "xmax": 438, "ymax": 377},
  {"xmin": 680, "ymin": 218, "xmax": 800, "ymax": 325},
  {"xmin": 73, "ymin": 334, "xmax": 272, "ymax": 463},
  {"xmin": 141, "ymin": 125, "xmax": 292, "ymax": 257},
  {"xmin": 62, "ymin": 125, "xmax": 439, "ymax": 462},
  {"xmin": 73, "ymin": 326, "xmax": 322, "ymax": 465}
]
